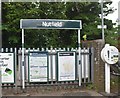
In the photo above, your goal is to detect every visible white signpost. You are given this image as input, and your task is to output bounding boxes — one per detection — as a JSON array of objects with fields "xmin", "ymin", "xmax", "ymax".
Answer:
[
  {"xmin": 57, "ymin": 52, "xmax": 76, "ymax": 81},
  {"xmin": 28, "ymin": 52, "xmax": 48, "ymax": 82},
  {"xmin": 0, "ymin": 53, "xmax": 14, "ymax": 83},
  {"xmin": 101, "ymin": 44, "xmax": 119, "ymax": 93}
]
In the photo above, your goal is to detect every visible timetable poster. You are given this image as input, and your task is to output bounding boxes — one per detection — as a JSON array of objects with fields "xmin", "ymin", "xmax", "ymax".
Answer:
[
  {"xmin": 28, "ymin": 52, "xmax": 48, "ymax": 82},
  {"xmin": 57, "ymin": 52, "xmax": 76, "ymax": 81},
  {"xmin": 0, "ymin": 53, "xmax": 15, "ymax": 83}
]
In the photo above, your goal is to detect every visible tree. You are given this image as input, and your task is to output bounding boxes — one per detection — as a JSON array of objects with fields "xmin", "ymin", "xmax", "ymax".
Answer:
[
  {"xmin": 2, "ymin": 2, "xmax": 66, "ymax": 48},
  {"xmin": 2, "ymin": 1, "xmax": 116, "ymax": 48},
  {"xmin": 65, "ymin": 2, "xmax": 115, "ymax": 41}
]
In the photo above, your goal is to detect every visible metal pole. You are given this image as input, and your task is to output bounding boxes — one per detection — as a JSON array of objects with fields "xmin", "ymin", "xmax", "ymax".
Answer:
[
  {"xmin": 105, "ymin": 63, "xmax": 110, "ymax": 93},
  {"xmin": 91, "ymin": 47, "xmax": 94, "ymax": 83},
  {"xmin": 50, "ymin": 47, "xmax": 53, "ymax": 83},
  {"xmin": 101, "ymin": 0, "xmax": 105, "ymax": 43},
  {"xmin": 118, "ymin": 1, "xmax": 120, "ymax": 51},
  {"xmin": 78, "ymin": 29, "xmax": 81, "ymax": 86},
  {"xmin": 0, "ymin": 0, "xmax": 2, "ymax": 49},
  {"xmin": 0, "ymin": 1, "xmax": 2, "ymax": 97},
  {"xmin": 22, "ymin": 29, "xmax": 25, "ymax": 90},
  {"xmin": 14, "ymin": 48, "xmax": 18, "ymax": 93},
  {"xmin": 0, "ymin": 61, "xmax": 2, "ymax": 98}
]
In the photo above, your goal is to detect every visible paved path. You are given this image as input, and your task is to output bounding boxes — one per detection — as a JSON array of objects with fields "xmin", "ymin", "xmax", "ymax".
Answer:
[
  {"xmin": 1, "ymin": 88, "xmax": 119, "ymax": 97},
  {"xmin": 2, "ymin": 89, "xmax": 103, "ymax": 97}
]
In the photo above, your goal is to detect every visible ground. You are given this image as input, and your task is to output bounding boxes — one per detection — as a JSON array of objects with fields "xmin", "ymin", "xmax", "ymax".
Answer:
[{"xmin": 1, "ymin": 87, "xmax": 119, "ymax": 97}]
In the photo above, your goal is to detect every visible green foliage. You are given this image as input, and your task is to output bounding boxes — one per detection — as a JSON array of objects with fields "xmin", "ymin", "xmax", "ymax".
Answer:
[
  {"xmin": 2, "ymin": 2, "xmax": 116, "ymax": 48},
  {"xmin": 105, "ymin": 27, "xmax": 118, "ymax": 46},
  {"xmin": 86, "ymin": 83, "xmax": 96, "ymax": 90}
]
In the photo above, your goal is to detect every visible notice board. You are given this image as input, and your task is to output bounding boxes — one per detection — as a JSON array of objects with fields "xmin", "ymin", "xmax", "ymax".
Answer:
[
  {"xmin": 0, "ymin": 53, "xmax": 15, "ymax": 83},
  {"xmin": 57, "ymin": 51, "xmax": 76, "ymax": 81},
  {"xmin": 28, "ymin": 52, "xmax": 48, "ymax": 82}
]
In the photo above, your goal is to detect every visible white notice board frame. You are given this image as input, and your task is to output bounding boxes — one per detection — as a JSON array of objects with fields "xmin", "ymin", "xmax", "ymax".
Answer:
[
  {"xmin": 28, "ymin": 51, "xmax": 48, "ymax": 82},
  {"xmin": 57, "ymin": 51, "xmax": 77, "ymax": 82},
  {"xmin": 0, "ymin": 53, "xmax": 15, "ymax": 83}
]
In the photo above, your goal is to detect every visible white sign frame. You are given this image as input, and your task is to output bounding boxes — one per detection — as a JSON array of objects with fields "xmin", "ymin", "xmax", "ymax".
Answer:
[
  {"xmin": 101, "ymin": 44, "xmax": 119, "ymax": 65},
  {"xmin": 0, "ymin": 53, "xmax": 15, "ymax": 83},
  {"xmin": 28, "ymin": 52, "xmax": 48, "ymax": 83},
  {"xmin": 57, "ymin": 51, "xmax": 77, "ymax": 82}
]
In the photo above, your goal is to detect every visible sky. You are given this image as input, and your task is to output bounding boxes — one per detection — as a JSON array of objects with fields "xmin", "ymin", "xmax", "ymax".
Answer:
[{"xmin": 105, "ymin": 0, "xmax": 120, "ymax": 24}]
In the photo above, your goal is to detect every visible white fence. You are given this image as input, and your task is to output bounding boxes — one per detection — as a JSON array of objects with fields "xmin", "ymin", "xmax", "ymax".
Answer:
[{"xmin": 0, "ymin": 47, "xmax": 94, "ymax": 88}]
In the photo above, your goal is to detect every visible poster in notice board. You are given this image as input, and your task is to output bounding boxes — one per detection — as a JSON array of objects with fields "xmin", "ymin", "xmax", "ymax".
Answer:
[
  {"xmin": 57, "ymin": 51, "xmax": 76, "ymax": 81},
  {"xmin": 0, "ymin": 53, "xmax": 15, "ymax": 83},
  {"xmin": 28, "ymin": 52, "xmax": 48, "ymax": 82}
]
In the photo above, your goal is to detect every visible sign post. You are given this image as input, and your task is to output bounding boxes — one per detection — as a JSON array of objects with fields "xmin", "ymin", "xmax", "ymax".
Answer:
[
  {"xmin": 78, "ymin": 29, "xmax": 82, "ymax": 86},
  {"xmin": 105, "ymin": 63, "xmax": 110, "ymax": 93},
  {"xmin": 22, "ymin": 29, "xmax": 25, "ymax": 90},
  {"xmin": 101, "ymin": 44, "xmax": 119, "ymax": 93}
]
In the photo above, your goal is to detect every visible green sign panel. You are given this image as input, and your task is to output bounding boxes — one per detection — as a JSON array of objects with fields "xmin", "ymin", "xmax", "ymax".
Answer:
[{"xmin": 20, "ymin": 19, "xmax": 82, "ymax": 29}]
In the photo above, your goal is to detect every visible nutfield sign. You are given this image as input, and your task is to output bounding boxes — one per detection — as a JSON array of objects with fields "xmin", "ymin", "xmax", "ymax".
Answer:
[{"xmin": 20, "ymin": 19, "xmax": 82, "ymax": 29}]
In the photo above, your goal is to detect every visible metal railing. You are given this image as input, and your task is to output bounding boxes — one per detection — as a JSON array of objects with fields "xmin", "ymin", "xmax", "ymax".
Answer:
[{"xmin": 0, "ymin": 47, "xmax": 94, "ymax": 89}]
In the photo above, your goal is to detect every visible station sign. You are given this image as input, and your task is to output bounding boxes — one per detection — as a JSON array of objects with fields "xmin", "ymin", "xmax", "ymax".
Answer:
[{"xmin": 20, "ymin": 19, "xmax": 82, "ymax": 29}]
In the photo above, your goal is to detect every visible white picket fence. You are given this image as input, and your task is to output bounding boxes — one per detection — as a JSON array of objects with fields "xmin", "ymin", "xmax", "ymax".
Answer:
[{"xmin": 0, "ymin": 47, "xmax": 94, "ymax": 88}]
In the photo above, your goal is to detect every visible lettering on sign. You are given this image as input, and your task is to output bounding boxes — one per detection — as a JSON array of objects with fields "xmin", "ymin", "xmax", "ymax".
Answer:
[{"xmin": 42, "ymin": 22, "xmax": 63, "ymax": 27}]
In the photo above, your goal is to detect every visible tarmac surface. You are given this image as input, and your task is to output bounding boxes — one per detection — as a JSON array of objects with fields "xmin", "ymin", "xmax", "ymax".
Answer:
[
  {"xmin": 1, "ymin": 83, "xmax": 119, "ymax": 98},
  {"xmin": 1, "ymin": 88, "xmax": 119, "ymax": 97}
]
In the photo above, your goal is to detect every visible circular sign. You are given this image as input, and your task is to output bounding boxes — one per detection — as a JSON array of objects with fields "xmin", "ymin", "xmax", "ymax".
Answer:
[{"xmin": 101, "ymin": 44, "xmax": 119, "ymax": 64}]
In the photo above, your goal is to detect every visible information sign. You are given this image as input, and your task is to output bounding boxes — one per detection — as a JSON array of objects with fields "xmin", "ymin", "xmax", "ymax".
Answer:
[
  {"xmin": 57, "ymin": 52, "xmax": 76, "ymax": 81},
  {"xmin": 28, "ymin": 52, "xmax": 48, "ymax": 82},
  {"xmin": 0, "ymin": 53, "xmax": 14, "ymax": 83}
]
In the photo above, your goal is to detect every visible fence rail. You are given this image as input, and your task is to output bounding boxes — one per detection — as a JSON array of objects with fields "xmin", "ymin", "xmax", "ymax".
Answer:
[{"xmin": 0, "ymin": 47, "xmax": 94, "ymax": 89}]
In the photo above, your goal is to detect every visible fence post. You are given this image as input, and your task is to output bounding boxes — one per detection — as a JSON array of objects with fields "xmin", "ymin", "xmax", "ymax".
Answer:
[
  {"xmin": 83, "ymin": 48, "xmax": 86, "ymax": 85},
  {"xmin": 91, "ymin": 47, "xmax": 94, "ymax": 83},
  {"xmin": 63, "ymin": 48, "xmax": 65, "ymax": 51},
  {"xmin": 59, "ymin": 48, "xmax": 61, "ymax": 51},
  {"xmin": 54, "ymin": 48, "xmax": 57, "ymax": 83},
  {"xmin": 10, "ymin": 48, "xmax": 13, "ymax": 52},
  {"xmin": 5, "ymin": 48, "xmax": 8, "ymax": 52},
  {"xmin": 18, "ymin": 48, "xmax": 22, "ymax": 87},
  {"xmin": 0, "ymin": 48, "xmax": 3, "ymax": 98},
  {"xmin": 24, "ymin": 48, "xmax": 27, "ymax": 82},
  {"xmin": 67, "ymin": 47, "xmax": 70, "ymax": 51},
  {"xmin": 14, "ymin": 48, "xmax": 18, "ymax": 94},
  {"xmin": 87, "ymin": 48, "xmax": 90, "ymax": 83},
  {"xmin": 42, "ymin": 48, "xmax": 44, "ymax": 51},
  {"xmin": 1, "ymin": 48, "xmax": 3, "ymax": 53},
  {"xmin": 37, "ymin": 48, "xmax": 40, "ymax": 51},
  {"xmin": 50, "ymin": 46, "xmax": 53, "ymax": 84}
]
